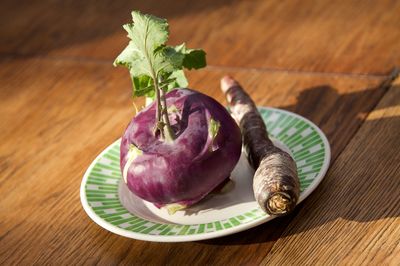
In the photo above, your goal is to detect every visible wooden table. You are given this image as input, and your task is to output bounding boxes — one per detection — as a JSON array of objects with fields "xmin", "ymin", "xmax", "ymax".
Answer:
[{"xmin": 1, "ymin": 1, "xmax": 399, "ymax": 264}]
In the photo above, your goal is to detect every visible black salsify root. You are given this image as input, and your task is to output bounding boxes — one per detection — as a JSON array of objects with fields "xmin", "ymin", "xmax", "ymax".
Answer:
[
  {"xmin": 254, "ymin": 149, "xmax": 299, "ymax": 215},
  {"xmin": 221, "ymin": 76, "xmax": 300, "ymax": 215}
]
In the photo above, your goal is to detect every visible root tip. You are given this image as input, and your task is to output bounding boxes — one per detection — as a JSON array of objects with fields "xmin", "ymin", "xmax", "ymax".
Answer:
[
  {"xmin": 265, "ymin": 192, "xmax": 297, "ymax": 216},
  {"xmin": 220, "ymin": 75, "xmax": 238, "ymax": 93}
]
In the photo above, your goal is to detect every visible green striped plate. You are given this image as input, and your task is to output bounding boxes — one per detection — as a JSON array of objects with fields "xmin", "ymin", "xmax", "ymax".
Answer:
[{"xmin": 80, "ymin": 107, "xmax": 330, "ymax": 242}]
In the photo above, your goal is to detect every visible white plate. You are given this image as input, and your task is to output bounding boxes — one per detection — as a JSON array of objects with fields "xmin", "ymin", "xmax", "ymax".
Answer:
[{"xmin": 81, "ymin": 107, "xmax": 331, "ymax": 242}]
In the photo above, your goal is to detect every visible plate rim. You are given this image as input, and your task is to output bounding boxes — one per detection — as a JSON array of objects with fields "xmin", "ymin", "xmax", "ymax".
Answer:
[{"xmin": 80, "ymin": 107, "xmax": 331, "ymax": 242}]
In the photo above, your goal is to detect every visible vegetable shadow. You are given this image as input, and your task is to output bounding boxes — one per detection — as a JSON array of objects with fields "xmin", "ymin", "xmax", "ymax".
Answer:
[
  {"xmin": 182, "ymin": 150, "xmax": 256, "ymax": 216},
  {"xmin": 1, "ymin": 0, "xmax": 238, "ymax": 56},
  {"xmin": 201, "ymin": 71, "xmax": 399, "ymax": 245}
]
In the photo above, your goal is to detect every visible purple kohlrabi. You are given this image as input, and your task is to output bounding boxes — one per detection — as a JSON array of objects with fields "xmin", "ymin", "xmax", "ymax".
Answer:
[{"xmin": 120, "ymin": 88, "xmax": 242, "ymax": 213}]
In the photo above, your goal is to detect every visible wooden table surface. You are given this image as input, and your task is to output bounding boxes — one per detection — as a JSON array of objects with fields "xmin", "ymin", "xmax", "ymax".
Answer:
[{"xmin": 1, "ymin": 1, "xmax": 399, "ymax": 265}]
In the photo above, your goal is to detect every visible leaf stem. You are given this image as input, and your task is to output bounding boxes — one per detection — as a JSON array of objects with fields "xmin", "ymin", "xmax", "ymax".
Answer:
[
  {"xmin": 153, "ymin": 81, "xmax": 164, "ymax": 138},
  {"xmin": 160, "ymin": 87, "xmax": 175, "ymax": 141},
  {"xmin": 153, "ymin": 76, "xmax": 175, "ymax": 141}
]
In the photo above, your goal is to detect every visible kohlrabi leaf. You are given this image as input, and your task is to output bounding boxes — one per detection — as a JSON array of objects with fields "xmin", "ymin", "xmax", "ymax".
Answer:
[
  {"xmin": 113, "ymin": 41, "xmax": 141, "ymax": 68},
  {"xmin": 166, "ymin": 70, "xmax": 188, "ymax": 90},
  {"xmin": 115, "ymin": 11, "xmax": 171, "ymax": 77},
  {"xmin": 114, "ymin": 11, "xmax": 206, "ymax": 99},
  {"xmin": 132, "ymin": 75, "xmax": 154, "ymax": 97},
  {"xmin": 175, "ymin": 43, "xmax": 207, "ymax": 69},
  {"xmin": 183, "ymin": 49, "xmax": 207, "ymax": 70},
  {"xmin": 174, "ymin": 43, "xmax": 207, "ymax": 70}
]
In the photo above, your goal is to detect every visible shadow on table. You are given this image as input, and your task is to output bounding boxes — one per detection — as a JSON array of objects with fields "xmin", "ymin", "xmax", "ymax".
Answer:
[
  {"xmin": 1, "ymin": 0, "xmax": 237, "ymax": 55},
  {"xmin": 202, "ymin": 70, "xmax": 400, "ymax": 245}
]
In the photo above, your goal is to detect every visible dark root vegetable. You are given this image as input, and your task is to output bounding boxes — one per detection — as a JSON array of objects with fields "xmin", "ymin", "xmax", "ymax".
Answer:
[
  {"xmin": 221, "ymin": 76, "xmax": 300, "ymax": 216},
  {"xmin": 120, "ymin": 88, "xmax": 242, "ymax": 213}
]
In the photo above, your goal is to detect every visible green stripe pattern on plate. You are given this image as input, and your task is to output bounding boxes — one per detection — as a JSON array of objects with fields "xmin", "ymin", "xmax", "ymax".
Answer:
[{"xmin": 85, "ymin": 107, "xmax": 327, "ymax": 236}]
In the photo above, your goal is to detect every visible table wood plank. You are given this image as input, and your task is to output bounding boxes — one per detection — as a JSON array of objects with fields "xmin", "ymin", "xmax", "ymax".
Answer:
[
  {"xmin": 261, "ymin": 78, "xmax": 400, "ymax": 265},
  {"xmin": 0, "ymin": 58, "xmax": 393, "ymax": 264},
  {"xmin": 1, "ymin": 0, "xmax": 399, "ymax": 75}
]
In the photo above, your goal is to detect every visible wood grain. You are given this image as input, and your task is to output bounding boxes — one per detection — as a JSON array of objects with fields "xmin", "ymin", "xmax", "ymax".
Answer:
[
  {"xmin": 261, "ymin": 78, "xmax": 400, "ymax": 265},
  {"xmin": 1, "ymin": 1, "xmax": 399, "ymax": 263},
  {"xmin": 1, "ymin": 0, "xmax": 399, "ymax": 74},
  {"xmin": 0, "ymin": 57, "xmax": 393, "ymax": 265}
]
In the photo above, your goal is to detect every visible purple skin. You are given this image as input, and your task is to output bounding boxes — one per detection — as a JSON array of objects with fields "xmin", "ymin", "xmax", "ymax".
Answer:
[{"xmin": 120, "ymin": 88, "xmax": 242, "ymax": 209}]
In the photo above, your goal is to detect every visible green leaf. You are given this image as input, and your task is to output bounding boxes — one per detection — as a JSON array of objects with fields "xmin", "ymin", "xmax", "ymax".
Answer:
[
  {"xmin": 127, "ymin": 12, "xmax": 168, "ymax": 50},
  {"xmin": 174, "ymin": 43, "xmax": 207, "ymax": 70},
  {"xmin": 183, "ymin": 49, "xmax": 206, "ymax": 70},
  {"xmin": 153, "ymin": 45, "xmax": 185, "ymax": 75},
  {"xmin": 114, "ymin": 11, "xmax": 206, "ymax": 99},
  {"xmin": 132, "ymin": 75, "xmax": 154, "ymax": 97},
  {"xmin": 115, "ymin": 11, "xmax": 170, "ymax": 78},
  {"xmin": 167, "ymin": 70, "xmax": 188, "ymax": 90}
]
